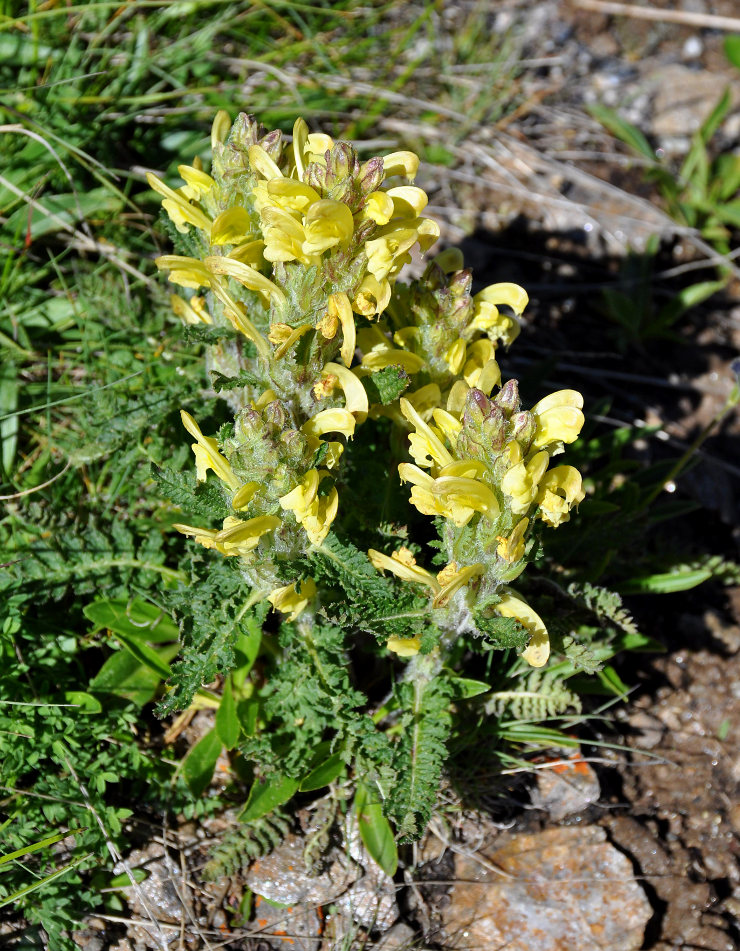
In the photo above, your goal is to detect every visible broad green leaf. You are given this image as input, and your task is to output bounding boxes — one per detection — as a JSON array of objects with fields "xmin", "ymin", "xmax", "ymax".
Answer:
[
  {"xmin": 84, "ymin": 598, "xmax": 179, "ymax": 644},
  {"xmin": 587, "ymin": 104, "xmax": 655, "ymax": 161},
  {"xmin": 240, "ymin": 773, "xmax": 299, "ymax": 822},
  {"xmin": 112, "ymin": 631, "xmax": 172, "ymax": 679},
  {"xmin": 90, "ymin": 643, "xmax": 180, "ymax": 705},
  {"xmin": 181, "ymin": 728, "xmax": 222, "ymax": 797},
  {"xmin": 64, "ymin": 691, "xmax": 102, "ymax": 714},
  {"xmin": 447, "ymin": 677, "xmax": 491, "ymax": 699},
  {"xmin": 724, "ymin": 35, "xmax": 740, "ymax": 69},
  {"xmin": 215, "ymin": 678, "xmax": 240, "ymax": 749},
  {"xmin": 354, "ymin": 784, "xmax": 398, "ymax": 877},
  {"xmin": 231, "ymin": 618, "xmax": 262, "ymax": 689},
  {"xmin": 0, "ymin": 363, "xmax": 19, "ymax": 477},
  {"xmin": 621, "ymin": 568, "xmax": 712, "ymax": 594},
  {"xmin": 299, "ymin": 753, "xmax": 345, "ymax": 791}
]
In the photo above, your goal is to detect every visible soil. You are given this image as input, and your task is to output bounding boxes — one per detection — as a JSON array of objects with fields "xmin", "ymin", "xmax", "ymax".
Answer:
[{"xmin": 68, "ymin": 2, "xmax": 740, "ymax": 948}]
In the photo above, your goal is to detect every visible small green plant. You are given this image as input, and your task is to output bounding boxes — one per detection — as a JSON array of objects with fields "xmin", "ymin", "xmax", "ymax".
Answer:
[
  {"xmin": 590, "ymin": 90, "xmax": 740, "ymax": 258},
  {"xmin": 146, "ymin": 111, "xmax": 595, "ymax": 867}
]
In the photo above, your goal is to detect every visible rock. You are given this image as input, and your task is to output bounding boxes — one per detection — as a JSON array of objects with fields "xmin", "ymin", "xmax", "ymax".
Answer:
[
  {"xmin": 530, "ymin": 748, "xmax": 600, "ymax": 820},
  {"xmin": 438, "ymin": 825, "xmax": 651, "ymax": 950},
  {"xmin": 246, "ymin": 833, "xmax": 358, "ymax": 905},
  {"xmin": 648, "ymin": 64, "xmax": 740, "ymax": 141},
  {"xmin": 251, "ymin": 893, "xmax": 323, "ymax": 951},
  {"xmin": 375, "ymin": 922, "xmax": 417, "ymax": 949},
  {"xmin": 337, "ymin": 814, "xmax": 399, "ymax": 930}
]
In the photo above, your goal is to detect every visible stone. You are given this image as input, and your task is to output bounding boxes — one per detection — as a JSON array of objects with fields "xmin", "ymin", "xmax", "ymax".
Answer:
[
  {"xmin": 246, "ymin": 833, "xmax": 358, "ymax": 905},
  {"xmin": 530, "ymin": 748, "xmax": 601, "ymax": 820},
  {"xmin": 439, "ymin": 825, "xmax": 651, "ymax": 950}
]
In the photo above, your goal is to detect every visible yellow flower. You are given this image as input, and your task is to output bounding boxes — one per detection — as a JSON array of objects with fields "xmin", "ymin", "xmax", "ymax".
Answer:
[
  {"xmin": 386, "ymin": 635, "xmax": 422, "ymax": 657},
  {"xmin": 210, "ymin": 207, "xmax": 254, "ymax": 245},
  {"xmin": 170, "ymin": 294, "xmax": 211, "ymax": 325},
  {"xmin": 379, "ymin": 151, "xmax": 420, "ymax": 179},
  {"xmin": 302, "ymin": 199, "xmax": 354, "ymax": 255},
  {"xmin": 302, "ymin": 408, "xmax": 356, "ymax": 439},
  {"xmin": 353, "ymin": 274, "xmax": 391, "ymax": 318},
  {"xmin": 530, "ymin": 390, "xmax": 585, "ymax": 450},
  {"xmin": 365, "ymin": 228, "xmax": 419, "ymax": 282},
  {"xmin": 368, "ymin": 547, "xmax": 440, "ymax": 592},
  {"xmin": 268, "ymin": 579, "xmax": 317, "ymax": 622},
  {"xmin": 215, "ymin": 515, "xmax": 282, "ymax": 554},
  {"xmin": 501, "ymin": 450, "xmax": 549, "ymax": 515},
  {"xmin": 322, "ymin": 363, "xmax": 369, "ymax": 419},
  {"xmin": 497, "ymin": 517, "xmax": 529, "ymax": 563},
  {"xmin": 180, "ymin": 410, "xmax": 240, "ymax": 491},
  {"xmin": 432, "ymin": 562, "xmax": 483, "ymax": 608},
  {"xmin": 495, "ymin": 591, "xmax": 550, "ymax": 668},
  {"xmin": 327, "ymin": 292, "xmax": 355, "ymax": 368},
  {"xmin": 146, "ymin": 172, "xmax": 212, "ymax": 235},
  {"xmin": 536, "ymin": 466, "xmax": 585, "ymax": 527},
  {"xmin": 279, "ymin": 471, "xmax": 339, "ymax": 546},
  {"xmin": 399, "ymin": 398, "xmax": 452, "ymax": 471}
]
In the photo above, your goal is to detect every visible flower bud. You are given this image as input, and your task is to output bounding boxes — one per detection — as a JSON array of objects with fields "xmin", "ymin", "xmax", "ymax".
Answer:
[
  {"xmin": 259, "ymin": 129, "xmax": 283, "ymax": 162},
  {"xmin": 305, "ymin": 161, "xmax": 328, "ymax": 194},
  {"xmin": 511, "ymin": 411, "xmax": 535, "ymax": 449},
  {"xmin": 494, "ymin": 379, "xmax": 520, "ymax": 416},
  {"xmin": 359, "ymin": 157, "xmax": 384, "ymax": 194}
]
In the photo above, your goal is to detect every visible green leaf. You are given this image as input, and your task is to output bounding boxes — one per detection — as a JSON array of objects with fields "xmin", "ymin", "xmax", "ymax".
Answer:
[
  {"xmin": 64, "ymin": 691, "xmax": 102, "ymax": 714},
  {"xmin": 698, "ymin": 88, "xmax": 732, "ymax": 146},
  {"xmin": 362, "ymin": 365, "xmax": 410, "ymax": 405},
  {"xmin": 587, "ymin": 104, "xmax": 656, "ymax": 161},
  {"xmin": 354, "ymin": 783, "xmax": 398, "ymax": 877},
  {"xmin": 447, "ymin": 677, "xmax": 491, "ymax": 699},
  {"xmin": 621, "ymin": 568, "xmax": 712, "ymax": 594},
  {"xmin": 725, "ymin": 35, "xmax": 740, "ymax": 69},
  {"xmin": 4, "ymin": 188, "xmax": 123, "ymax": 241},
  {"xmin": 215, "ymin": 678, "xmax": 240, "ymax": 749},
  {"xmin": 181, "ymin": 727, "xmax": 222, "ymax": 797},
  {"xmin": 240, "ymin": 773, "xmax": 299, "ymax": 822},
  {"xmin": 299, "ymin": 752, "xmax": 345, "ymax": 791},
  {"xmin": 84, "ymin": 598, "xmax": 179, "ymax": 644},
  {"xmin": 89, "ymin": 644, "xmax": 179, "ymax": 705},
  {"xmin": 210, "ymin": 369, "xmax": 262, "ymax": 392},
  {"xmin": 0, "ymin": 362, "xmax": 19, "ymax": 477},
  {"xmin": 111, "ymin": 630, "xmax": 172, "ymax": 679},
  {"xmin": 474, "ymin": 613, "xmax": 529, "ymax": 651},
  {"xmin": 0, "ymin": 830, "xmax": 72, "ymax": 868},
  {"xmin": 107, "ymin": 868, "xmax": 148, "ymax": 888},
  {"xmin": 597, "ymin": 665, "xmax": 630, "ymax": 696}
]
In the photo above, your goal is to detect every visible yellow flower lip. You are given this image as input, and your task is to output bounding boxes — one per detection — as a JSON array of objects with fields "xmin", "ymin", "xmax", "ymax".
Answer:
[
  {"xmin": 368, "ymin": 548, "xmax": 440, "ymax": 592},
  {"xmin": 180, "ymin": 409, "xmax": 240, "ymax": 491},
  {"xmin": 268, "ymin": 578, "xmax": 317, "ymax": 622},
  {"xmin": 379, "ymin": 150, "xmax": 420, "ymax": 180},
  {"xmin": 215, "ymin": 514, "xmax": 282, "ymax": 552},
  {"xmin": 386, "ymin": 634, "xmax": 422, "ymax": 657},
  {"xmin": 323, "ymin": 362, "xmax": 369, "ymax": 420},
  {"xmin": 302, "ymin": 408, "xmax": 356, "ymax": 439},
  {"xmin": 327, "ymin": 293, "xmax": 355, "ymax": 368},
  {"xmin": 362, "ymin": 348, "xmax": 425, "ymax": 374},
  {"xmin": 204, "ymin": 255, "xmax": 286, "ymax": 306},
  {"xmin": 495, "ymin": 591, "xmax": 550, "ymax": 668},
  {"xmin": 474, "ymin": 282, "xmax": 529, "ymax": 316},
  {"xmin": 432, "ymin": 562, "xmax": 483, "ymax": 608},
  {"xmin": 248, "ymin": 143, "xmax": 283, "ymax": 179},
  {"xmin": 431, "ymin": 476, "xmax": 499, "ymax": 519},
  {"xmin": 400, "ymin": 398, "xmax": 453, "ymax": 469}
]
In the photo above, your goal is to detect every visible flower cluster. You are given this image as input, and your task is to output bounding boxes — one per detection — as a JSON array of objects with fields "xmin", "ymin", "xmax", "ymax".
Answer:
[{"xmin": 150, "ymin": 112, "xmax": 587, "ymax": 669}]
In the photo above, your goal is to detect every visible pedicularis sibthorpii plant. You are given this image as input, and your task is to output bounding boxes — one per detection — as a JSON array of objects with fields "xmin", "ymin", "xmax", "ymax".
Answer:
[{"xmin": 149, "ymin": 112, "xmax": 587, "ymax": 861}]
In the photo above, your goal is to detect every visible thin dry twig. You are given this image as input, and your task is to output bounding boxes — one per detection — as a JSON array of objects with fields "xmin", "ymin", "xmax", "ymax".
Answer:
[{"xmin": 573, "ymin": 0, "xmax": 740, "ymax": 32}]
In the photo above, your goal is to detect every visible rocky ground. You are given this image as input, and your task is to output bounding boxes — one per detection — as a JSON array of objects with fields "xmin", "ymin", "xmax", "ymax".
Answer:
[{"xmin": 66, "ymin": 2, "xmax": 740, "ymax": 948}]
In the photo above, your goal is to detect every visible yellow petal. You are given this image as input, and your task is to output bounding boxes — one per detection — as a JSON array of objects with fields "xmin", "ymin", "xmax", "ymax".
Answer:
[
  {"xmin": 495, "ymin": 592, "xmax": 550, "ymax": 667},
  {"xmin": 211, "ymin": 109, "xmax": 231, "ymax": 148},
  {"xmin": 248, "ymin": 144, "xmax": 283, "ymax": 180},
  {"xmin": 368, "ymin": 549, "xmax": 440, "ymax": 591},
  {"xmin": 323, "ymin": 362, "xmax": 369, "ymax": 419},
  {"xmin": 381, "ymin": 151, "xmax": 420, "ymax": 179},
  {"xmin": 386, "ymin": 635, "xmax": 421, "ymax": 657},
  {"xmin": 302, "ymin": 408, "xmax": 356, "ymax": 439},
  {"xmin": 210, "ymin": 207, "xmax": 254, "ymax": 245},
  {"xmin": 328, "ymin": 292, "xmax": 356, "ymax": 368},
  {"xmin": 205, "ymin": 255, "xmax": 286, "ymax": 306},
  {"xmin": 292, "ymin": 116, "xmax": 309, "ymax": 180},
  {"xmin": 474, "ymin": 282, "xmax": 529, "ymax": 316}
]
